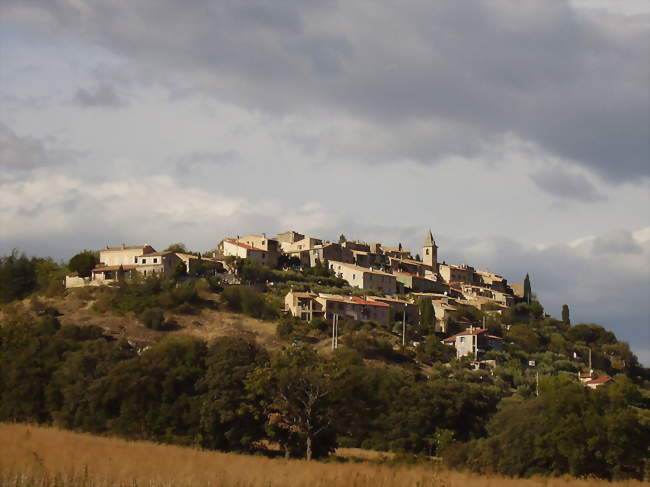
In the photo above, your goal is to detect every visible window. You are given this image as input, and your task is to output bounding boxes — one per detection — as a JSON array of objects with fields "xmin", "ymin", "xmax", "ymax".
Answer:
[
  {"xmin": 352, "ymin": 274, "xmax": 356, "ymax": 280},
  {"xmin": 262, "ymin": 253, "xmax": 266, "ymax": 259},
  {"xmin": 153, "ymin": 258, "xmax": 158, "ymax": 264},
  {"xmin": 142, "ymin": 258, "xmax": 147, "ymax": 264},
  {"xmin": 426, "ymin": 249, "xmax": 429, "ymax": 255},
  {"xmin": 459, "ymin": 336, "xmax": 465, "ymax": 342},
  {"xmin": 134, "ymin": 257, "xmax": 138, "ymax": 263}
]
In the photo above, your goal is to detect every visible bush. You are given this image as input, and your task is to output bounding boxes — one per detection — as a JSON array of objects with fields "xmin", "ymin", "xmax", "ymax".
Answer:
[
  {"xmin": 140, "ymin": 309, "xmax": 165, "ymax": 330},
  {"xmin": 221, "ymin": 286, "xmax": 277, "ymax": 320}
]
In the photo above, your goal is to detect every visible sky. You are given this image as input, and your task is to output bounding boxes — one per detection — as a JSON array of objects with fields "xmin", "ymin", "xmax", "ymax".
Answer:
[{"xmin": 0, "ymin": 1, "xmax": 648, "ymax": 363}]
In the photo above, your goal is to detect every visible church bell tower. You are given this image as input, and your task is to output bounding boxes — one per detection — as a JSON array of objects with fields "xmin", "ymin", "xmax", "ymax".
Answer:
[{"xmin": 423, "ymin": 229, "xmax": 438, "ymax": 272}]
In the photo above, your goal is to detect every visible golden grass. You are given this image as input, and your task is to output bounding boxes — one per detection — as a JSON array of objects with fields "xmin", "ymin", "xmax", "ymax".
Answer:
[{"xmin": 1, "ymin": 424, "xmax": 647, "ymax": 487}]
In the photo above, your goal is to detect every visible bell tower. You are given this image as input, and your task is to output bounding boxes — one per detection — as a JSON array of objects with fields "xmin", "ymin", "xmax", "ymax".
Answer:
[{"xmin": 423, "ymin": 229, "xmax": 438, "ymax": 272}]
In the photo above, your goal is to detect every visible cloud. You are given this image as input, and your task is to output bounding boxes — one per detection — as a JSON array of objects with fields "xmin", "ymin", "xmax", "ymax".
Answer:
[
  {"xmin": 531, "ymin": 165, "xmax": 606, "ymax": 202},
  {"xmin": 0, "ymin": 122, "xmax": 62, "ymax": 172},
  {"xmin": 3, "ymin": 0, "xmax": 648, "ymax": 182},
  {"xmin": 175, "ymin": 150, "xmax": 240, "ymax": 170},
  {"xmin": 72, "ymin": 83, "xmax": 127, "ymax": 108},
  {"xmin": 591, "ymin": 229, "xmax": 644, "ymax": 255}
]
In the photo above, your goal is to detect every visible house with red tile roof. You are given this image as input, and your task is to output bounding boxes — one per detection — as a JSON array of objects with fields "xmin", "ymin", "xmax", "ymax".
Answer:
[{"xmin": 442, "ymin": 327, "xmax": 503, "ymax": 359}]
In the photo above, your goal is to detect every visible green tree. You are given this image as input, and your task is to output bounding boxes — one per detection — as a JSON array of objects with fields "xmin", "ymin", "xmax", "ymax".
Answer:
[
  {"xmin": 0, "ymin": 250, "xmax": 38, "ymax": 303},
  {"xmin": 247, "ymin": 347, "xmax": 339, "ymax": 460},
  {"xmin": 416, "ymin": 336, "xmax": 455, "ymax": 364},
  {"xmin": 469, "ymin": 376, "xmax": 648, "ymax": 479},
  {"xmin": 68, "ymin": 250, "xmax": 98, "ymax": 278},
  {"xmin": 165, "ymin": 243, "xmax": 187, "ymax": 253},
  {"xmin": 506, "ymin": 324, "xmax": 539, "ymax": 353},
  {"xmin": 199, "ymin": 337, "xmax": 269, "ymax": 451},
  {"xmin": 418, "ymin": 297, "xmax": 435, "ymax": 335},
  {"xmin": 561, "ymin": 304, "xmax": 571, "ymax": 325},
  {"xmin": 338, "ymin": 234, "xmax": 347, "ymax": 244},
  {"xmin": 523, "ymin": 273, "xmax": 532, "ymax": 304}
]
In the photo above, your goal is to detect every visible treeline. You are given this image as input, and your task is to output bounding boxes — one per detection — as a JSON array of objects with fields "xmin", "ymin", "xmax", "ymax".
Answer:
[
  {"xmin": 0, "ymin": 311, "xmax": 648, "ymax": 479},
  {"xmin": 0, "ymin": 250, "xmax": 66, "ymax": 303}
]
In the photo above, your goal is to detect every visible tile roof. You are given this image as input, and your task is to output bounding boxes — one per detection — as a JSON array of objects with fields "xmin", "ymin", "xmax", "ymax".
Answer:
[
  {"xmin": 329, "ymin": 260, "xmax": 395, "ymax": 276},
  {"xmin": 586, "ymin": 377, "xmax": 612, "ymax": 385},
  {"xmin": 92, "ymin": 264, "xmax": 138, "ymax": 272},
  {"xmin": 103, "ymin": 245, "xmax": 154, "ymax": 251},
  {"xmin": 225, "ymin": 238, "xmax": 265, "ymax": 251},
  {"xmin": 348, "ymin": 296, "xmax": 390, "ymax": 308}
]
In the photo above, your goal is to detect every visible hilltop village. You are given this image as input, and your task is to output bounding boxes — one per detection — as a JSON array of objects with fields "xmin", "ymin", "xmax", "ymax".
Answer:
[{"xmin": 63, "ymin": 230, "xmax": 538, "ymax": 364}]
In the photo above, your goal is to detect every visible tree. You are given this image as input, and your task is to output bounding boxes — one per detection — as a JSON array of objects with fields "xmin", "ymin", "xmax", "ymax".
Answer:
[
  {"xmin": 416, "ymin": 336, "xmax": 455, "ymax": 364},
  {"xmin": 247, "ymin": 347, "xmax": 339, "ymax": 460},
  {"xmin": 172, "ymin": 261, "xmax": 187, "ymax": 280},
  {"xmin": 506, "ymin": 324, "xmax": 539, "ymax": 353},
  {"xmin": 469, "ymin": 376, "xmax": 649, "ymax": 479},
  {"xmin": 523, "ymin": 273, "xmax": 532, "ymax": 304},
  {"xmin": 561, "ymin": 304, "xmax": 571, "ymax": 325},
  {"xmin": 68, "ymin": 250, "xmax": 98, "ymax": 278},
  {"xmin": 199, "ymin": 337, "xmax": 269, "ymax": 451},
  {"xmin": 338, "ymin": 234, "xmax": 347, "ymax": 244},
  {"xmin": 165, "ymin": 243, "xmax": 187, "ymax": 253},
  {"xmin": 0, "ymin": 250, "xmax": 38, "ymax": 303},
  {"xmin": 418, "ymin": 297, "xmax": 435, "ymax": 335}
]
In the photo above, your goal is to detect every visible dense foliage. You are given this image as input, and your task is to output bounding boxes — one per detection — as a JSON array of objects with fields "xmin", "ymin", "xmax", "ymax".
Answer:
[
  {"xmin": 1, "ymin": 250, "xmax": 648, "ymax": 479},
  {"xmin": 0, "ymin": 250, "xmax": 65, "ymax": 303}
]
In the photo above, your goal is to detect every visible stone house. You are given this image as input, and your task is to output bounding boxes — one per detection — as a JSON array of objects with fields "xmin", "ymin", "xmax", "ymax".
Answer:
[
  {"xmin": 442, "ymin": 328, "xmax": 503, "ymax": 359},
  {"xmin": 438, "ymin": 263, "xmax": 475, "ymax": 285},
  {"xmin": 284, "ymin": 291, "xmax": 391, "ymax": 327},
  {"xmin": 328, "ymin": 261, "xmax": 398, "ymax": 294},
  {"xmin": 99, "ymin": 244, "xmax": 156, "ymax": 267},
  {"xmin": 219, "ymin": 238, "xmax": 279, "ymax": 268}
]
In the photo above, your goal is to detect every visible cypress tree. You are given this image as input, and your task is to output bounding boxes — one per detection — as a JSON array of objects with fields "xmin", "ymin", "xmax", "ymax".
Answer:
[
  {"xmin": 523, "ymin": 273, "xmax": 532, "ymax": 304},
  {"xmin": 561, "ymin": 304, "xmax": 570, "ymax": 325}
]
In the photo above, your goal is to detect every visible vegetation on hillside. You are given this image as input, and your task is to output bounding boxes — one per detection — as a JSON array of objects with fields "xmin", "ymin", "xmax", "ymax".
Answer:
[{"xmin": 0, "ymin": 249, "xmax": 649, "ymax": 480}]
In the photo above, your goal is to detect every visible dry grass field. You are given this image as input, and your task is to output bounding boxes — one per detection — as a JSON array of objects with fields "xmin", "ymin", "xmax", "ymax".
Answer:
[{"xmin": 1, "ymin": 424, "xmax": 647, "ymax": 487}]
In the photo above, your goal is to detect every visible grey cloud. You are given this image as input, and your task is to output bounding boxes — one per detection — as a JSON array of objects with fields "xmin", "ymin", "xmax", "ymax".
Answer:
[
  {"xmin": 0, "ymin": 122, "xmax": 50, "ymax": 170},
  {"xmin": 531, "ymin": 166, "xmax": 606, "ymax": 202},
  {"xmin": 72, "ymin": 84, "xmax": 127, "ymax": 108},
  {"xmin": 176, "ymin": 150, "xmax": 240, "ymax": 168},
  {"xmin": 5, "ymin": 1, "xmax": 648, "ymax": 181},
  {"xmin": 591, "ymin": 229, "xmax": 643, "ymax": 255}
]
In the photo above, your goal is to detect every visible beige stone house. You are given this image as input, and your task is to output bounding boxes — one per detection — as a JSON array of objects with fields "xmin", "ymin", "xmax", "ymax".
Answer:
[
  {"xmin": 288, "ymin": 243, "xmax": 354, "ymax": 268},
  {"xmin": 275, "ymin": 230, "xmax": 305, "ymax": 251},
  {"xmin": 438, "ymin": 263, "xmax": 475, "ymax": 284},
  {"xmin": 388, "ymin": 256, "xmax": 426, "ymax": 276},
  {"xmin": 99, "ymin": 244, "xmax": 156, "ymax": 267},
  {"xmin": 284, "ymin": 291, "xmax": 325, "ymax": 321},
  {"xmin": 283, "ymin": 237, "xmax": 323, "ymax": 253},
  {"xmin": 328, "ymin": 261, "xmax": 398, "ymax": 294},
  {"xmin": 394, "ymin": 272, "xmax": 443, "ymax": 293},
  {"xmin": 219, "ymin": 238, "xmax": 279, "ymax": 268},
  {"xmin": 285, "ymin": 291, "xmax": 391, "ymax": 327}
]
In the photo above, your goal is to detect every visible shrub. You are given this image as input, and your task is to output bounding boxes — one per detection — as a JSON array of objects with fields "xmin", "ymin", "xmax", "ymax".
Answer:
[{"xmin": 140, "ymin": 309, "xmax": 165, "ymax": 330}]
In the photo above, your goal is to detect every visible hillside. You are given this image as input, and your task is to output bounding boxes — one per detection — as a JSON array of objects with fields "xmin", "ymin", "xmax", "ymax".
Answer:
[
  {"xmin": 1, "ymin": 251, "xmax": 649, "ymax": 480},
  {"xmin": 1, "ymin": 423, "xmax": 646, "ymax": 487}
]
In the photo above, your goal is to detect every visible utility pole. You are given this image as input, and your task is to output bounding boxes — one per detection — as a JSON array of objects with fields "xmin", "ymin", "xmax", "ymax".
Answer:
[
  {"xmin": 402, "ymin": 310, "xmax": 406, "ymax": 347},
  {"xmin": 331, "ymin": 313, "xmax": 339, "ymax": 350},
  {"xmin": 335, "ymin": 314, "xmax": 339, "ymax": 349}
]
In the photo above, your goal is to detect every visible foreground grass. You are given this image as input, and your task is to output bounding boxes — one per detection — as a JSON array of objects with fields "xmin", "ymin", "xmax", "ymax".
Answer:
[{"xmin": 0, "ymin": 424, "xmax": 647, "ymax": 487}]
